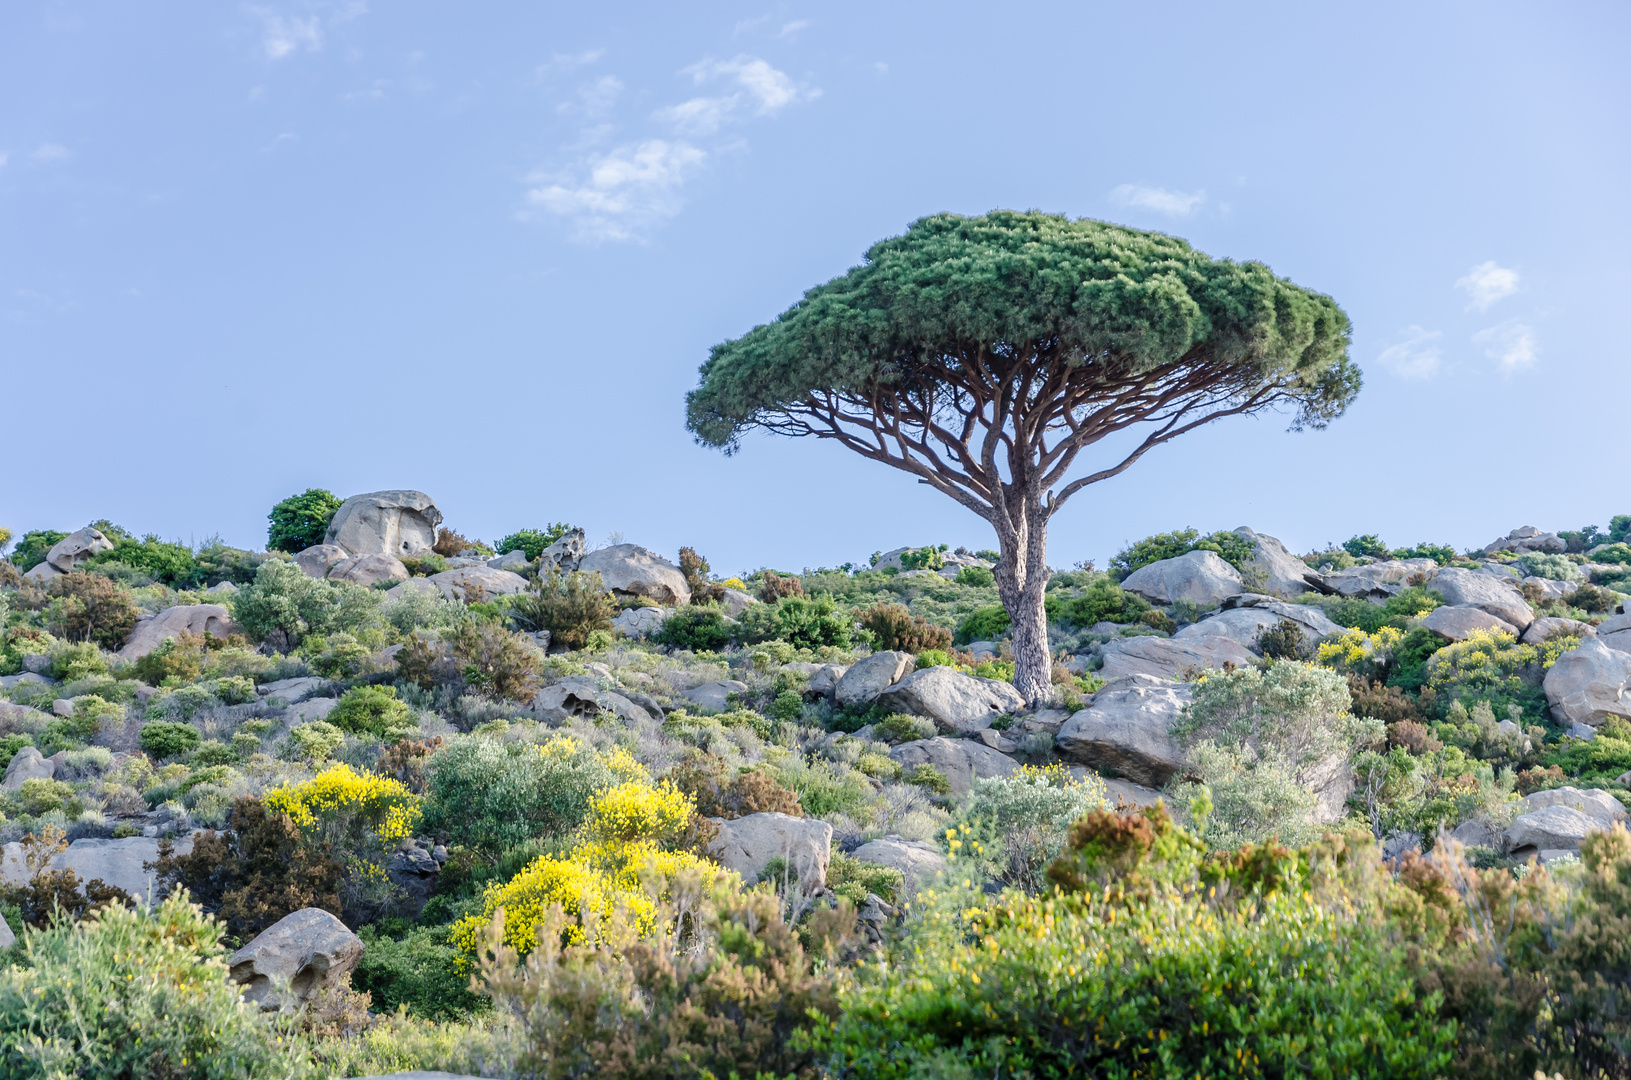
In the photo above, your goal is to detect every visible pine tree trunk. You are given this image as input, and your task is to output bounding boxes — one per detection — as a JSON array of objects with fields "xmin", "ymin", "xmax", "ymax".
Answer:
[{"xmin": 994, "ymin": 504, "xmax": 1053, "ymax": 707}]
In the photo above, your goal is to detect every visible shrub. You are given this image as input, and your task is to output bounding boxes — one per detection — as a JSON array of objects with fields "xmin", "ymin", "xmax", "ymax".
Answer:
[
  {"xmin": 1255, "ymin": 618, "xmax": 1311, "ymax": 660},
  {"xmin": 431, "ymin": 528, "xmax": 476, "ymax": 557},
  {"xmin": 45, "ymin": 572, "xmax": 137, "ymax": 650},
  {"xmin": 422, "ymin": 734, "xmax": 643, "ymax": 857},
  {"xmin": 678, "ymin": 546, "xmax": 726, "ymax": 604},
  {"xmin": 671, "ymin": 752, "xmax": 803, "ymax": 819},
  {"xmin": 191, "ymin": 538, "xmax": 265, "ymax": 587},
  {"xmin": 474, "ymin": 867, "xmax": 845, "ymax": 1080},
  {"xmin": 951, "ymin": 765, "xmax": 1107, "ymax": 892},
  {"xmin": 733, "ymin": 596, "xmax": 852, "ymax": 649},
  {"xmin": 1392, "ymin": 541, "xmax": 1458, "ymax": 564},
  {"xmin": 956, "ymin": 604, "xmax": 1011, "ymax": 644},
  {"xmin": 1566, "ymin": 582, "xmax": 1619, "ymax": 613},
  {"xmin": 140, "ymin": 721, "xmax": 201, "ymax": 759},
  {"xmin": 447, "ymin": 619, "xmax": 542, "ymax": 702},
  {"xmin": 88, "ymin": 535, "xmax": 199, "ymax": 587},
  {"xmin": 267, "ymin": 487, "xmax": 342, "ymax": 553},
  {"xmin": 1046, "ymin": 575, "xmax": 1152, "ymax": 628},
  {"xmin": 903, "ymin": 763, "xmax": 951, "ymax": 794},
  {"xmin": 1343, "ymin": 533, "xmax": 1392, "ymax": 559},
  {"xmin": 48, "ymin": 641, "xmax": 110, "ymax": 681},
  {"xmin": 1423, "ymin": 628, "xmax": 1553, "ymax": 725},
  {"xmin": 1592, "ymin": 542, "xmax": 1631, "ymax": 566},
  {"xmin": 856, "ymin": 602, "xmax": 953, "ymax": 653},
  {"xmin": 231, "ymin": 557, "xmax": 382, "ymax": 650},
  {"xmin": 328, "ymin": 684, "xmax": 418, "ymax": 739},
  {"xmin": 873, "ymin": 712, "xmax": 936, "ymax": 744},
  {"xmin": 0, "ymin": 890, "xmax": 304, "ymax": 1079},
  {"xmin": 1517, "ymin": 552, "xmax": 1580, "ymax": 581},
  {"xmin": 506, "ymin": 570, "xmax": 616, "ymax": 651},
  {"xmin": 495, "ymin": 523, "xmax": 574, "ymax": 561},
  {"xmin": 9, "ymin": 529, "xmax": 67, "ymax": 573},
  {"xmin": 827, "ymin": 850, "xmax": 905, "ymax": 907},
  {"xmin": 652, "ymin": 604, "xmax": 730, "ymax": 652},
  {"xmin": 1109, "ymin": 527, "xmax": 1256, "ymax": 578},
  {"xmin": 955, "ymin": 565, "xmax": 995, "ymax": 587},
  {"xmin": 132, "ymin": 631, "xmax": 211, "ymax": 686},
  {"xmin": 263, "ymin": 763, "xmax": 420, "ymax": 848},
  {"xmin": 756, "ymin": 570, "xmax": 804, "ymax": 604},
  {"xmin": 354, "ymin": 924, "xmax": 485, "ymax": 1022}
]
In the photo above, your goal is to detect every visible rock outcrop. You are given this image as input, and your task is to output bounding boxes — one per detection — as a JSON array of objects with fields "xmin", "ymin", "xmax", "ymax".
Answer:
[
  {"xmin": 1120, "ymin": 550, "xmax": 1243, "ymax": 608},
  {"xmin": 835, "ymin": 651, "xmax": 915, "ymax": 708},
  {"xmin": 1097, "ymin": 634, "xmax": 1256, "ymax": 681},
  {"xmin": 1425, "ymin": 568, "xmax": 1534, "ymax": 631},
  {"xmin": 577, "ymin": 545, "xmax": 690, "ymax": 605},
  {"xmin": 1422, "ymin": 605, "xmax": 1520, "ymax": 642},
  {"xmin": 873, "ymin": 666, "xmax": 1027, "ymax": 735},
  {"xmin": 326, "ymin": 554, "xmax": 410, "ymax": 587},
  {"xmin": 119, "ymin": 604, "xmax": 240, "ymax": 660},
  {"xmin": 325, "ymin": 490, "xmax": 443, "ymax": 558},
  {"xmin": 1055, "ymin": 674, "xmax": 1189, "ymax": 787},
  {"xmin": 228, "ymin": 908, "xmax": 365, "ymax": 1010},
  {"xmin": 293, "ymin": 544, "xmax": 350, "ymax": 579},
  {"xmin": 1232, "ymin": 527, "xmax": 1327, "ymax": 597},
  {"xmin": 708, "ymin": 812, "xmax": 832, "ymax": 888},
  {"xmin": 1544, "ymin": 639, "xmax": 1631, "ymax": 728},
  {"xmin": 889, "ymin": 737, "xmax": 1019, "ymax": 796}
]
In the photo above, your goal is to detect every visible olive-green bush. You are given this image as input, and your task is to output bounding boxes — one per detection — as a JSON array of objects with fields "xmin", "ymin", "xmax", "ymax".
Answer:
[
  {"xmin": 328, "ymin": 684, "xmax": 418, "ymax": 739},
  {"xmin": 139, "ymin": 721, "xmax": 202, "ymax": 759},
  {"xmin": 267, "ymin": 488, "xmax": 342, "ymax": 554},
  {"xmin": 231, "ymin": 557, "xmax": 381, "ymax": 650}
]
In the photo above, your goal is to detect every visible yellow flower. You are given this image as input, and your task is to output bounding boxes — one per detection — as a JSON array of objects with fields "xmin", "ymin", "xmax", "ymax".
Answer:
[{"xmin": 263, "ymin": 763, "xmax": 420, "ymax": 841}]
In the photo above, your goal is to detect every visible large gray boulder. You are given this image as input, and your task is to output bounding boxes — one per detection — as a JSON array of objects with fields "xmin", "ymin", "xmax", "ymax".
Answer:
[
  {"xmin": 1485, "ymin": 526, "xmax": 1567, "ymax": 556},
  {"xmin": 873, "ymin": 666, "xmax": 1026, "ymax": 736},
  {"xmin": 889, "ymin": 737, "xmax": 1019, "ymax": 797},
  {"xmin": 326, "ymin": 554, "xmax": 409, "ymax": 588},
  {"xmin": 1097, "ymin": 634, "xmax": 1256, "ymax": 681},
  {"xmin": 612, "ymin": 606, "xmax": 670, "ymax": 639},
  {"xmin": 46, "ymin": 527, "xmax": 115, "ymax": 573},
  {"xmin": 1544, "ymin": 638, "xmax": 1631, "ymax": 728},
  {"xmin": 2, "ymin": 746, "xmax": 55, "ymax": 791},
  {"xmin": 488, "ymin": 549, "xmax": 532, "ymax": 572},
  {"xmin": 577, "ymin": 545, "xmax": 690, "ymax": 606},
  {"xmin": 1422, "ymin": 605, "xmax": 1520, "ymax": 643},
  {"xmin": 1505, "ymin": 805, "xmax": 1602, "ymax": 856},
  {"xmin": 536, "ymin": 528, "xmax": 588, "ymax": 575},
  {"xmin": 228, "ymin": 908, "xmax": 365, "ymax": 1011},
  {"xmin": 721, "ymin": 588, "xmax": 758, "ymax": 618},
  {"xmin": 709, "ymin": 813, "xmax": 832, "ymax": 889},
  {"xmin": 0, "ymin": 835, "xmax": 194, "ymax": 899},
  {"xmin": 1055, "ymin": 674, "xmax": 1189, "ymax": 787},
  {"xmin": 258, "ymin": 676, "xmax": 328, "ymax": 704},
  {"xmin": 1232, "ymin": 528, "xmax": 1326, "ymax": 597},
  {"xmin": 1175, "ymin": 601, "xmax": 1342, "ymax": 652},
  {"xmin": 424, "ymin": 566, "xmax": 529, "ymax": 602},
  {"xmin": 293, "ymin": 544, "xmax": 350, "ymax": 579},
  {"xmin": 835, "ymin": 651, "xmax": 915, "ymax": 708},
  {"xmin": 1520, "ymin": 786, "xmax": 1626, "ymax": 825},
  {"xmin": 1595, "ymin": 611, "xmax": 1631, "ymax": 656},
  {"xmin": 682, "ymin": 680, "xmax": 749, "ymax": 712},
  {"xmin": 119, "ymin": 604, "xmax": 240, "ymax": 660},
  {"xmin": 1120, "ymin": 550, "xmax": 1243, "ymax": 608},
  {"xmin": 325, "ymin": 490, "xmax": 442, "ymax": 558},
  {"xmin": 1523, "ymin": 617, "xmax": 1596, "ymax": 645},
  {"xmin": 535, "ymin": 676, "xmax": 656, "ymax": 725},
  {"xmin": 1320, "ymin": 559, "xmax": 1439, "ymax": 601},
  {"xmin": 850, "ymin": 836, "xmax": 949, "ymax": 889},
  {"xmin": 807, "ymin": 664, "xmax": 849, "ymax": 699},
  {"xmin": 1426, "ymin": 568, "xmax": 1534, "ymax": 631}
]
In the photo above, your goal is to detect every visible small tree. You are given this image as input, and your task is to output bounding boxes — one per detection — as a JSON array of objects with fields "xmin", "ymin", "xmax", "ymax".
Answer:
[
  {"xmin": 687, "ymin": 211, "xmax": 1358, "ymax": 702},
  {"xmin": 266, "ymin": 488, "xmax": 342, "ymax": 553}
]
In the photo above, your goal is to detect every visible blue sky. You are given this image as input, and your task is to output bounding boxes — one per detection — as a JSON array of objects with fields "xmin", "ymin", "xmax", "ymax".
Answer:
[{"xmin": 3, "ymin": 1, "xmax": 1627, "ymax": 576}]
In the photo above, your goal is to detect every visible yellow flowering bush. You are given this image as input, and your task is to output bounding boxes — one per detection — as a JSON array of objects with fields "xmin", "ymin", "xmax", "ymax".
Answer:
[
  {"xmin": 1315, "ymin": 625, "xmax": 1404, "ymax": 674},
  {"xmin": 583, "ymin": 780, "xmax": 693, "ymax": 844},
  {"xmin": 263, "ymin": 762, "xmax": 420, "ymax": 844}
]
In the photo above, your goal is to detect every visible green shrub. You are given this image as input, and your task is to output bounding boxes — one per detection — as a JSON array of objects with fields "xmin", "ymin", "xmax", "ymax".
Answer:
[
  {"xmin": 1391, "ymin": 541, "xmax": 1458, "ymax": 564},
  {"xmin": 1110, "ymin": 527, "xmax": 1256, "ymax": 578},
  {"xmin": 191, "ymin": 538, "xmax": 265, "ymax": 587},
  {"xmin": 266, "ymin": 487, "xmax": 342, "ymax": 553},
  {"xmin": 898, "ymin": 545, "xmax": 946, "ymax": 571},
  {"xmin": 145, "ymin": 684, "xmax": 217, "ymax": 722},
  {"xmin": 208, "ymin": 675, "xmax": 257, "ymax": 705},
  {"xmin": 231, "ymin": 557, "xmax": 381, "ymax": 650},
  {"xmin": 0, "ymin": 735, "xmax": 34, "ymax": 771},
  {"xmin": 48, "ymin": 641, "xmax": 110, "ymax": 682},
  {"xmin": 1423, "ymin": 628, "xmax": 1553, "ymax": 725},
  {"xmin": 733, "ymin": 596, "xmax": 852, "ymax": 649},
  {"xmin": 951, "ymin": 766, "xmax": 1107, "ymax": 891},
  {"xmin": 874, "ymin": 712, "xmax": 936, "ymax": 744},
  {"xmin": 827, "ymin": 850, "xmax": 905, "ymax": 907},
  {"xmin": 0, "ymin": 890, "xmax": 304, "ymax": 1079},
  {"xmin": 955, "ymin": 565, "xmax": 995, "ymax": 587},
  {"xmin": 956, "ymin": 604, "xmax": 1011, "ymax": 644},
  {"xmin": 1517, "ymin": 552, "xmax": 1581, "ymax": 581},
  {"xmin": 445, "ymin": 619, "xmax": 543, "ymax": 702},
  {"xmin": 1325, "ymin": 586, "xmax": 1443, "ymax": 634},
  {"xmin": 45, "ymin": 572, "xmax": 138, "ymax": 651},
  {"xmin": 88, "ymin": 535, "xmax": 198, "ymax": 586},
  {"xmin": 354, "ymin": 924, "xmax": 486, "ymax": 1021},
  {"xmin": 903, "ymin": 763, "xmax": 951, "ymax": 794},
  {"xmin": 768, "ymin": 689, "xmax": 804, "ymax": 722},
  {"xmin": 328, "ymin": 684, "xmax": 418, "ymax": 739},
  {"xmin": 9, "ymin": 530, "xmax": 68, "ymax": 573},
  {"xmin": 1593, "ymin": 542, "xmax": 1631, "ymax": 566},
  {"xmin": 678, "ymin": 546, "xmax": 727, "ymax": 605},
  {"xmin": 652, "ymin": 604, "xmax": 730, "ymax": 651},
  {"xmin": 1045, "ymin": 575, "xmax": 1151, "ymax": 628},
  {"xmin": 505, "ymin": 570, "xmax": 615, "ymax": 652},
  {"xmin": 494, "ymin": 523, "xmax": 574, "ymax": 561},
  {"xmin": 288, "ymin": 721, "xmax": 345, "ymax": 762},
  {"xmin": 856, "ymin": 602, "xmax": 952, "ymax": 653},
  {"xmin": 1343, "ymin": 533, "xmax": 1391, "ymax": 559},
  {"xmin": 139, "ymin": 721, "xmax": 201, "ymax": 759}
]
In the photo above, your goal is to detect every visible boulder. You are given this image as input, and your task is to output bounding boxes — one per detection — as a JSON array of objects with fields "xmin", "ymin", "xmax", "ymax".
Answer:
[
  {"xmin": 1319, "ymin": 559, "xmax": 1439, "ymax": 601},
  {"xmin": 1425, "ymin": 568, "xmax": 1534, "ymax": 630},
  {"xmin": 1232, "ymin": 527, "xmax": 1327, "ymax": 597},
  {"xmin": 889, "ymin": 737, "xmax": 1020, "ymax": 797},
  {"xmin": 0, "ymin": 702, "xmax": 50, "ymax": 731},
  {"xmin": 326, "ymin": 554, "xmax": 409, "ymax": 588},
  {"xmin": 1520, "ymin": 786, "xmax": 1627, "ymax": 825},
  {"xmin": 682, "ymin": 680, "xmax": 749, "ymax": 712},
  {"xmin": 286, "ymin": 697, "xmax": 339, "ymax": 725},
  {"xmin": 807, "ymin": 664, "xmax": 849, "ymax": 699},
  {"xmin": 1101, "ymin": 777, "xmax": 1165, "ymax": 807},
  {"xmin": 721, "ymin": 588, "xmax": 758, "ymax": 618},
  {"xmin": 575, "ymin": 545, "xmax": 690, "ymax": 605},
  {"xmin": 612, "ymin": 606, "xmax": 670, "ymax": 639},
  {"xmin": 118, "ymin": 604, "xmax": 240, "ymax": 661},
  {"xmin": 21, "ymin": 561, "xmax": 61, "ymax": 584},
  {"xmin": 709, "ymin": 812, "xmax": 832, "ymax": 889},
  {"xmin": 1523, "ymin": 617, "xmax": 1595, "ymax": 645},
  {"xmin": 1544, "ymin": 638, "xmax": 1631, "ymax": 728},
  {"xmin": 1120, "ymin": 550, "xmax": 1243, "ymax": 608},
  {"xmin": 1485, "ymin": 526, "xmax": 1567, "ymax": 556},
  {"xmin": 1505, "ymin": 805, "xmax": 1602, "ymax": 855},
  {"xmin": 0, "ymin": 835, "xmax": 194, "ymax": 900},
  {"xmin": 228, "ymin": 908, "xmax": 365, "ymax": 1011},
  {"xmin": 2, "ymin": 746, "xmax": 55, "ymax": 790},
  {"xmin": 0, "ymin": 673, "xmax": 49, "ymax": 690},
  {"xmin": 0, "ymin": 914, "xmax": 12, "ymax": 950},
  {"xmin": 872, "ymin": 666, "xmax": 1027, "ymax": 736},
  {"xmin": 850, "ymin": 836, "xmax": 949, "ymax": 889},
  {"xmin": 488, "ymin": 549, "xmax": 532, "ymax": 572},
  {"xmin": 835, "ymin": 651, "xmax": 915, "ymax": 708},
  {"xmin": 383, "ymin": 579, "xmax": 442, "ymax": 603},
  {"xmin": 324, "ymin": 490, "xmax": 442, "ymax": 558},
  {"xmin": 1522, "ymin": 577, "xmax": 1573, "ymax": 603},
  {"xmin": 1422, "ymin": 605, "xmax": 1520, "ymax": 642},
  {"xmin": 207, "ymin": 581, "xmax": 239, "ymax": 594},
  {"xmin": 425, "ymin": 566, "xmax": 529, "ymax": 602},
  {"xmin": 534, "ymin": 676, "xmax": 652, "ymax": 726},
  {"xmin": 258, "ymin": 676, "xmax": 328, "ymax": 704},
  {"xmin": 293, "ymin": 544, "xmax": 351, "ymax": 579},
  {"xmin": 1175, "ymin": 602, "xmax": 1341, "ymax": 651},
  {"xmin": 1097, "ymin": 634, "xmax": 1256, "ymax": 681},
  {"xmin": 45, "ymin": 527, "xmax": 115, "ymax": 573},
  {"xmin": 1055, "ymin": 674, "xmax": 1190, "ymax": 787},
  {"xmin": 1449, "ymin": 819, "xmax": 1505, "ymax": 849},
  {"xmin": 536, "ymin": 528, "xmax": 589, "ymax": 575}
]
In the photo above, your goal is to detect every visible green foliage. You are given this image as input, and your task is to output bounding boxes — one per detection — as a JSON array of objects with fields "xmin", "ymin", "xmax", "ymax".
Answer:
[
  {"xmin": 856, "ymin": 602, "xmax": 952, "ymax": 653},
  {"xmin": 88, "ymin": 535, "xmax": 198, "ymax": 586},
  {"xmin": 1323, "ymin": 586, "xmax": 1443, "ymax": 634},
  {"xmin": 355, "ymin": 924, "xmax": 486, "ymax": 1022},
  {"xmin": 192, "ymin": 538, "xmax": 265, "ymax": 587},
  {"xmin": 903, "ymin": 763, "xmax": 951, "ymax": 794},
  {"xmin": 873, "ymin": 712, "xmax": 936, "ymax": 744},
  {"xmin": 688, "ymin": 211, "xmax": 1358, "ymax": 452},
  {"xmin": 732, "ymin": 595, "xmax": 851, "ymax": 650},
  {"xmin": 328, "ymin": 684, "xmax": 418, "ymax": 740},
  {"xmin": 1390, "ymin": 541, "xmax": 1458, "ymax": 564},
  {"xmin": 1386, "ymin": 626, "xmax": 1447, "ymax": 691},
  {"xmin": 0, "ymin": 890, "xmax": 303, "ymax": 1079},
  {"xmin": 45, "ymin": 572, "xmax": 138, "ymax": 651},
  {"xmin": 951, "ymin": 766, "xmax": 1107, "ymax": 892},
  {"xmin": 1110, "ymin": 527, "xmax": 1258, "ymax": 578},
  {"xmin": 954, "ymin": 565, "xmax": 995, "ymax": 587},
  {"xmin": 1592, "ymin": 542, "xmax": 1631, "ymax": 567},
  {"xmin": 651, "ymin": 604, "xmax": 730, "ymax": 652},
  {"xmin": 1045, "ymin": 575, "xmax": 1152, "ymax": 628},
  {"xmin": 827, "ymin": 850, "xmax": 905, "ymax": 907},
  {"xmin": 1423, "ymin": 628, "xmax": 1552, "ymax": 725},
  {"xmin": 140, "ymin": 721, "xmax": 201, "ymax": 759},
  {"xmin": 8, "ymin": 530, "xmax": 67, "ymax": 572},
  {"xmin": 288, "ymin": 721, "xmax": 345, "ymax": 762},
  {"xmin": 230, "ymin": 556, "xmax": 381, "ymax": 649},
  {"xmin": 956, "ymin": 604, "xmax": 1011, "ymax": 644},
  {"xmin": 494, "ymin": 524, "xmax": 574, "ymax": 561},
  {"xmin": 1517, "ymin": 552, "xmax": 1581, "ymax": 581},
  {"xmin": 505, "ymin": 570, "xmax": 616, "ymax": 652},
  {"xmin": 1343, "ymin": 533, "xmax": 1391, "ymax": 559},
  {"xmin": 267, "ymin": 487, "xmax": 342, "ymax": 553},
  {"xmin": 897, "ymin": 545, "xmax": 946, "ymax": 571}
]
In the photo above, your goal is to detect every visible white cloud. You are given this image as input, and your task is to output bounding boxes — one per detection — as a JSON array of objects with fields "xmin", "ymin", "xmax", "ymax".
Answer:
[
  {"xmin": 524, "ymin": 139, "xmax": 707, "ymax": 241},
  {"xmin": 259, "ymin": 12, "xmax": 322, "ymax": 59},
  {"xmin": 558, "ymin": 75, "xmax": 623, "ymax": 119},
  {"xmin": 538, "ymin": 49, "xmax": 604, "ymax": 77},
  {"xmin": 1455, "ymin": 261, "xmax": 1520, "ymax": 311},
  {"xmin": 778, "ymin": 20, "xmax": 812, "ymax": 38},
  {"xmin": 1473, "ymin": 320, "xmax": 1538, "ymax": 372},
  {"xmin": 260, "ymin": 132, "xmax": 298, "ymax": 152},
  {"xmin": 31, "ymin": 144, "xmax": 69, "ymax": 163},
  {"xmin": 1110, "ymin": 183, "xmax": 1206, "ymax": 217},
  {"xmin": 657, "ymin": 56, "xmax": 813, "ymax": 134},
  {"xmin": 1375, "ymin": 326, "xmax": 1443, "ymax": 380}
]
